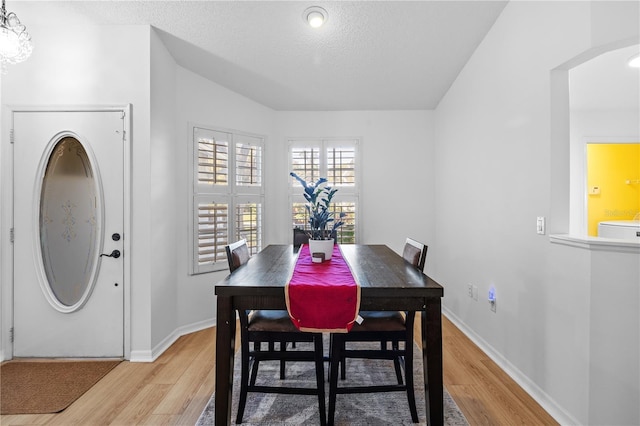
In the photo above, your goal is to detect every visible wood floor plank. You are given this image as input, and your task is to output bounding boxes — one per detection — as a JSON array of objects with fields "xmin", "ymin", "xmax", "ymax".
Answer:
[
  {"xmin": 46, "ymin": 362, "xmax": 161, "ymax": 425},
  {"xmin": 152, "ymin": 334, "xmax": 216, "ymax": 415},
  {"xmin": 0, "ymin": 316, "xmax": 557, "ymax": 425},
  {"xmin": 449, "ymin": 383, "xmax": 502, "ymax": 425},
  {"xmin": 150, "ymin": 332, "xmax": 209, "ymax": 385},
  {"xmin": 109, "ymin": 383, "xmax": 172, "ymax": 424},
  {"xmin": 139, "ymin": 414, "xmax": 181, "ymax": 425},
  {"xmin": 0, "ymin": 413, "xmax": 55, "ymax": 425}
]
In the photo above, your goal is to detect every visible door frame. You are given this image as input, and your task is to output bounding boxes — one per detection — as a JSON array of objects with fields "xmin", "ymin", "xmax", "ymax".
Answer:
[{"xmin": 0, "ymin": 105, "xmax": 132, "ymax": 360}]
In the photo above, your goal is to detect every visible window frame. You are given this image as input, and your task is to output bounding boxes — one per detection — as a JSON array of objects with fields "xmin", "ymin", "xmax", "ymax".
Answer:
[
  {"xmin": 189, "ymin": 122, "xmax": 265, "ymax": 274},
  {"xmin": 288, "ymin": 138, "xmax": 360, "ymax": 244}
]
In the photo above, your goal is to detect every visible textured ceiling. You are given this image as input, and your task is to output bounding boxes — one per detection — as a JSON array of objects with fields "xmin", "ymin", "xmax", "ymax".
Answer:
[{"xmin": 14, "ymin": 1, "xmax": 509, "ymax": 110}]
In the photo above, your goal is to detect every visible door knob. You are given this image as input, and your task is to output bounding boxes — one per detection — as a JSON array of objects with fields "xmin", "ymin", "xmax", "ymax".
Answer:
[{"xmin": 100, "ymin": 250, "xmax": 121, "ymax": 259}]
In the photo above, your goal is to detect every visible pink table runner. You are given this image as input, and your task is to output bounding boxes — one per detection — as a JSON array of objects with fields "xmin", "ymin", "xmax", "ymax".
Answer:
[{"xmin": 285, "ymin": 244, "xmax": 361, "ymax": 333}]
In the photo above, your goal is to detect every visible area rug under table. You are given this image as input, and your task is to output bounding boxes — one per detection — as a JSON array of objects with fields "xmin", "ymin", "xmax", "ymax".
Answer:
[
  {"xmin": 197, "ymin": 341, "xmax": 468, "ymax": 425},
  {"xmin": 0, "ymin": 360, "xmax": 121, "ymax": 415}
]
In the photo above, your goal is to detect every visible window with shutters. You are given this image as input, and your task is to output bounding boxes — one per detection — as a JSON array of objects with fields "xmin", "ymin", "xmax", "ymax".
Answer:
[
  {"xmin": 190, "ymin": 124, "xmax": 264, "ymax": 274},
  {"xmin": 289, "ymin": 139, "xmax": 359, "ymax": 244}
]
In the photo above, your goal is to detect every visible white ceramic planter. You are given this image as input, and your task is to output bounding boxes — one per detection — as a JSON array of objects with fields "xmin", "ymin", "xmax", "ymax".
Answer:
[{"xmin": 308, "ymin": 238, "xmax": 334, "ymax": 260}]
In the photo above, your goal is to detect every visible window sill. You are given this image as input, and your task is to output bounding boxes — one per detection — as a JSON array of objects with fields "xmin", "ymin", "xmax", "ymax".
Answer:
[{"xmin": 550, "ymin": 234, "xmax": 640, "ymax": 253}]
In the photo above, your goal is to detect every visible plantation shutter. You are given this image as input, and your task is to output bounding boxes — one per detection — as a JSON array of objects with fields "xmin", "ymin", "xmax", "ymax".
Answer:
[
  {"xmin": 196, "ymin": 128, "xmax": 229, "ymax": 187},
  {"xmin": 196, "ymin": 199, "xmax": 229, "ymax": 266},
  {"xmin": 291, "ymin": 146, "xmax": 320, "ymax": 184},
  {"xmin": 236, "ymin": 142, "xmax": 262, "ymax": 187},
  {"xmin": 289, "ymin": 139, "xmax": 359, "ymax": 244},
  {"xmin": 327, "ymin": 146, "xmax": 356, "ymax": 186},
  {"xmin": 191, "ymin": 125, "xmax": 264, "ymax": 274},
  {"xmin": 235, "ymin": 201, "xmax": 262, "ymax": 255}
]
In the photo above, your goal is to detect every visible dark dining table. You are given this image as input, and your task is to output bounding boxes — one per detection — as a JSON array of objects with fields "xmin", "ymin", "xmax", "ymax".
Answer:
[{"xmin": 214, "ymin": 244, "xmax": 445, "ymax": 425}]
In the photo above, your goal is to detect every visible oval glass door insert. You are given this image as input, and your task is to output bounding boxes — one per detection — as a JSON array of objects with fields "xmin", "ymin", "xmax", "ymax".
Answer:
[{"xmin": 39, "ymin": 136, "xmax": 101, "ymax": 308}]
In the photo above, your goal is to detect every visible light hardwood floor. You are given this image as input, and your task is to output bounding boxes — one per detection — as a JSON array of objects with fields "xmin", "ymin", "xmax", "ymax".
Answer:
[{"xmin": 1, "ymin": 316, "xmax": 558, "ymax": 425}]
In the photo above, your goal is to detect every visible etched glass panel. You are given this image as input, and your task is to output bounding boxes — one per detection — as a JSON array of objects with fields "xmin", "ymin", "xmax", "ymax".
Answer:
[{"xmin": 39, "ymin": 137, "xmax": 99, "ymax": 307}]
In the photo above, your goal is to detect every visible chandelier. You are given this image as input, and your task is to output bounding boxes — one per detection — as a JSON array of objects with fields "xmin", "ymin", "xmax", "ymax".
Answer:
[{"xmin": 0, "ymin": 0, "xmax": 32, "ymax": 74}]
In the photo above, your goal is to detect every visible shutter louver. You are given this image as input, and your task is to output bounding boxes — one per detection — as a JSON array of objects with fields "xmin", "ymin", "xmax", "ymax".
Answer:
[
  {"xmin": 198, "ymin": 137, "xmax": 228, "ymax": 186},
  {"xmin": 197, "ymin": 202, "xmax": 228, "ymax": 265},
  {"xmin": 236, "ymin": 203, "xmax": 262, "ymax": 255},
  {"xmin": 236, "ymin": 143, "xmax": 262, "ymax": 186},
  {"xmin": 332, "ymin": 202, "xmax": 356, "ymax": 243},
  {"xmin": 291, "ymin": 147, "xmax": 320, "ymax": 183},
  {"xmin": 327, "ymin": 147, "xmax": 356, "ymax": 186}
]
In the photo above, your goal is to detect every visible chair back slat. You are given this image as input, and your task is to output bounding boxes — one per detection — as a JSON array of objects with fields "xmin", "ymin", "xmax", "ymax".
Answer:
[
  {"xmin": 225, "ymin": 239, "xmax": 248, "ymax": 272},
  {"xmin": 403, "ymin": 237, "xmax": 428, "ymax": 272}
]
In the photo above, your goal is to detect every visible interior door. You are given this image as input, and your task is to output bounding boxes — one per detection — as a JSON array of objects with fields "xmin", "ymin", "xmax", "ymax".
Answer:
[{"xmin": 13, "ymin": 110, "xmax": 125, "ymax": 358}]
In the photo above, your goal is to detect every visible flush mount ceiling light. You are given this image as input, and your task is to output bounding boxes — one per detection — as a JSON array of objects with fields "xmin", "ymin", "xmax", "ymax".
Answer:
[
  {"xmin": 303, "ymin": 6, "xmax": 328, "ymax": 28},
  {"xmin": 628, "ymin": 53, "xmax": 640, "ymax": 68},
  {"xmin": 0, "ymin": 0, "xmax": 32, "ymax": 74}
]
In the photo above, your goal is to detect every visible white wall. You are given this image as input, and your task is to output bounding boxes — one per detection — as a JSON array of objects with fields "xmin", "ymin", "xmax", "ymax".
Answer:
[
  {"xmin": 174, "ymin": 67, "xmax": 276, "ymax": 329},
  {"xmin": 589, "ymin": 246, "xmax": 639, "ymax": 425},
  {"xmin": 272, "ymin": 111, "xmax": 436, "ymax": 264},
  {"xmin": 149, "ymin": 29, "xmax": 179, "ymax": 352},
  {"xmin": 435, "ymin": 1, "xmax": 639, "ymax": 424}
]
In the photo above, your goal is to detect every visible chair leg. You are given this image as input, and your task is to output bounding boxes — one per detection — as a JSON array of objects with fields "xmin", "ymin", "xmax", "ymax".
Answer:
[
  {"xmin": 249, "ymin": 355, "xmax": 260, "ymax": 387},
  {"xmin": 404, "ymin": 340, "xmax": 418, "ymax": 423},
  {"xmin": 328, "ymin": 334, "xmax": 342, "ymax": 426},
  {"xmin": 327, "ymin": 334, "xmax": 332, "ymax": 382},
  {"xmin": 279, "ymin": 341, "xmax": 286, "ymax": 380},
  {"xmin": 340, "ymin": 339, "xmax": 346, "ymax": 380},
  {"xmin": 392, "ymin": 340, "xmax": 403, "ymax": 385},
  {"xmin": 314, "ymin": 335, "xmax": 327, "ymax": 426},
  {"xmin": 236, "ymin": 341, "xmax": 251, "ymax": 424}
]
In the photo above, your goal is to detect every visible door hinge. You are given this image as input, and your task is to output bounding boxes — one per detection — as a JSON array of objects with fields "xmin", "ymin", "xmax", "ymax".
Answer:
[
  {"xmin": 120, "ymin": 111, "xmax": 126, "ymax": 142},
  {"xmin": 10, "ymin": 228, "xmax": 14, "ymax": 243},
  {"xmin": 10, "ymin": 129, "xmax": 14, "ymax": 144},
  {"xmin": 9, "ymin": 327, "xmax": 14, "ymax": 343}
]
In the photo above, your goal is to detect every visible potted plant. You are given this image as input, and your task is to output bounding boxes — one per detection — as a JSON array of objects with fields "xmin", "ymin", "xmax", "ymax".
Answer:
[{"xmin": 290, "ymin": 172, "xmax": 346, "ymax": 260}]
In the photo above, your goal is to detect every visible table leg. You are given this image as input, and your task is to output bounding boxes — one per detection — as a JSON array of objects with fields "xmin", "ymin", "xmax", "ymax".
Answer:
[
  {"xmin": 215, "ymin": 295, "xmax": 236, "ymax": 425},
  {"xmin": 422, "ymin": 299, "xmax": 443, "ymax": 426}
]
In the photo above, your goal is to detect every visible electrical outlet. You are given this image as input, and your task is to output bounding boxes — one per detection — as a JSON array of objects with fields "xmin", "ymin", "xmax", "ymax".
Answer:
[
  {"xmin": 472, "ymin": 285, "xmax": 478, "ymax": 301},
  {"xmin": 488, "ymin": 286, "xmax": 496, "ymax": 312},
  {"xmin": 467, "ymin": 284, "xmax": 473, "ymax": 298}
]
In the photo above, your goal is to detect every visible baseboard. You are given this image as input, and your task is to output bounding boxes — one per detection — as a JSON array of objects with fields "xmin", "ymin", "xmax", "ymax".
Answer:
[
  {"xmin": 442, "ymin": 307, "xmax": 579, "ymax": 426},
  {"xmin": 129, "ymin": 318, "xmax": 215, "ymax": 363},
  {"xmin": 129, "ymin": 349, "xmax": 154, "ymax": 363}
]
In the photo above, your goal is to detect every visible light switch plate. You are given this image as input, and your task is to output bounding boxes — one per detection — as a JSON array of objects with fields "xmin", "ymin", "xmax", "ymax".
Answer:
[{"xmin": 537, "ymin": 217, "xmax": 545, "ymax": 235}]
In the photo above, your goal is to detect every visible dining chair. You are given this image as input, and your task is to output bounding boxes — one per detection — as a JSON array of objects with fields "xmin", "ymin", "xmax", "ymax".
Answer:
[
  {"xmin": 293, "ymin": 227, "xmax": 310, "ymax": 247},
  {"xmin": 327, "ymin": 238, "xmax": 428, "ymax": 425},
  {"xmin": 402, "ymin": 237, "xmax": 428, "ymax": 273},
  {"xmin": 225, "ymin": 239, "xmax": 327, "ymax": 425}
]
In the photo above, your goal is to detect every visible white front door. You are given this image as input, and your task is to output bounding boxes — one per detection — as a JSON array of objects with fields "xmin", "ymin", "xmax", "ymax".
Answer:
[{"xmin": 13, "ymin": 110, "xmax": 125, "ymax": 358}]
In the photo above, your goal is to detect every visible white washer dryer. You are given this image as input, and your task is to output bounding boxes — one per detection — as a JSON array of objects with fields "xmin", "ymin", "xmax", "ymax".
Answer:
[{"xmin": 598, "ymin": 220, "xmax": 640, "ymax": 239}]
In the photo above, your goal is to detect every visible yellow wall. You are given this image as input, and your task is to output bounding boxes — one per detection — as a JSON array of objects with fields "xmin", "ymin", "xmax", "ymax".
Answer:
[{"xmin": 587, "ymin": 143, "xmax": 640, "ymax": 236}]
